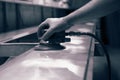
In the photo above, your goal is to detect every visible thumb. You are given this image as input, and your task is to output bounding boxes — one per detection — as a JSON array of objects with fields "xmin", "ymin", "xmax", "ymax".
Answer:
[{"xmin": 37, "ymin": 21, "xmax": 49, "ymax": 39}]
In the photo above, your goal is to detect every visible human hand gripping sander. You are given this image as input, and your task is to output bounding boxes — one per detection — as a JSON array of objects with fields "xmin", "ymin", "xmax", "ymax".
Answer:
[{"xmin": 34, "ymin": 28, "xmax": 70, "ymax": 51}]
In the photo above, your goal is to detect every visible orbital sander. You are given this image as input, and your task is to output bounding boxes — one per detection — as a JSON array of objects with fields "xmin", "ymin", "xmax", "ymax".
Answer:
[{"xmin": 34, "ymin": 29, "xmax": 70, "ymax": 51}]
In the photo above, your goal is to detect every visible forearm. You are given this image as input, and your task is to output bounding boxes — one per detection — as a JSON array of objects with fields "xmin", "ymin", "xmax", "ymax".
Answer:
[{"xmin": 63, "ymin": 0, "xmax": 120, "ymax": 24}]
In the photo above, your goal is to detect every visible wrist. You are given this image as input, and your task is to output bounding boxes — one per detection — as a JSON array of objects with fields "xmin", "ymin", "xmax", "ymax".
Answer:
[{"xmin": 60, "ymin": 17, "xmax": 73, "ymax": 27}]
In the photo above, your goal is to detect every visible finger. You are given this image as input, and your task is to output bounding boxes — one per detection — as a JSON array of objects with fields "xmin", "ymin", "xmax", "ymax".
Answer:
[
  {"xmin": 40, "ymin": 28, "xmax": 55, "ymax": 41},
  {"xmin": 37, "ymin": 21, "xmax": 49, "ymax": 39},
  {"xmin": 38, "ymin": 21, "xmax": 49, "ymax": 31}
]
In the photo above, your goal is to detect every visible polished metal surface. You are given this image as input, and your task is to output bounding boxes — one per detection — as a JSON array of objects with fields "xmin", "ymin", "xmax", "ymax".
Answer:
[
  {"xmin": 0, "ymin": 23, "xmax": 95, "ymax": 80},
  {"xmin": 0, "ymin": 43, "xmax": 36, "ymax": 57},
  {"xmin": 0, "ymin": 26, "xmax": 38, "ymax": 43}
]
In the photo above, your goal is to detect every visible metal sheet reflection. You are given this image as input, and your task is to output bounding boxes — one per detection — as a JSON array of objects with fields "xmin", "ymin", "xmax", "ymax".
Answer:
[{"xmin": 0, "ymin": 24, "xmax": 95, "ymax": 80}]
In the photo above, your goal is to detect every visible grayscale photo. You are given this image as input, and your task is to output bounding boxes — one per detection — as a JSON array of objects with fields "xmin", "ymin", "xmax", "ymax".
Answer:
[{"xmin": 0, "ymin": 0, "xmax": 120, "ymax": 80}]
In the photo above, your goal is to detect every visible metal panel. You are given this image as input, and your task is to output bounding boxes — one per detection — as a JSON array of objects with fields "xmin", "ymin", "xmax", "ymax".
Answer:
[
  {"xmin": 0, "ymin": 22, "xmax": 96, "ymax": 80},
  {"xmin": 0, "ymin": 43, "xmax": 36, "ymax": 56},
  {"xmin": 0, "ymin": 27, "xmax": 38, "ymax": 43}
]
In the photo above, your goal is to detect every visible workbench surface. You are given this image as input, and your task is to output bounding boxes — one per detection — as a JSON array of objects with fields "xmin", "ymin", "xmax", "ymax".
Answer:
[
  {"xmin": 0, "ymin": 22, "xmax": 95, "ymax": 80},
  {"xmin": 0, "ymin": 27, "xmax": 38, "ymax": 43}
]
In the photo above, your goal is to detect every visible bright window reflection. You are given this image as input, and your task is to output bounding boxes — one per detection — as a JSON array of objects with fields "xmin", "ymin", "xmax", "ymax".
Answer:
[
  {"xmin": 21, "ymin": 58, "xmax": 84, "ymax": 77},
  {"xmin": 70, "ymin": 37, "xmax": 84, "ymax": 45},
  {"xmin": 78, "ymin": 28, "xmax": 91, "ymax": 32}
]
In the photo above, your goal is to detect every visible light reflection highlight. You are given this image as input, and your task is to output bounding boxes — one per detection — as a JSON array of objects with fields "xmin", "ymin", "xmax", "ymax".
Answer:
[
  {"xmin": 66, "ymin": 45, "xmax": 86, "ymax": 50},
  {"xmin": 70, "ymin": 37, "xmax": 84, "ymax": 45},
  {"xmin": 85, "ymin": 22, "xmax": 95, "ymax": 26},
  {"xmin": 21, "ymin": 58, "xmax": 84, "ymax": 77},
  {"xmin": 65, "ymin": 45, "xmax": 86, "ymax": 54},
  {"xmin": 78, "ymin": 28, "xmax": 91, "ymax": 32}
]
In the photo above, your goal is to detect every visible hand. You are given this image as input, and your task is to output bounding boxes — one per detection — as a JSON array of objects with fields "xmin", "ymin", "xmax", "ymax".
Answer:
[{"xmin": 37, "ymin": 18, "xmax": 72, "ymax": 42}]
